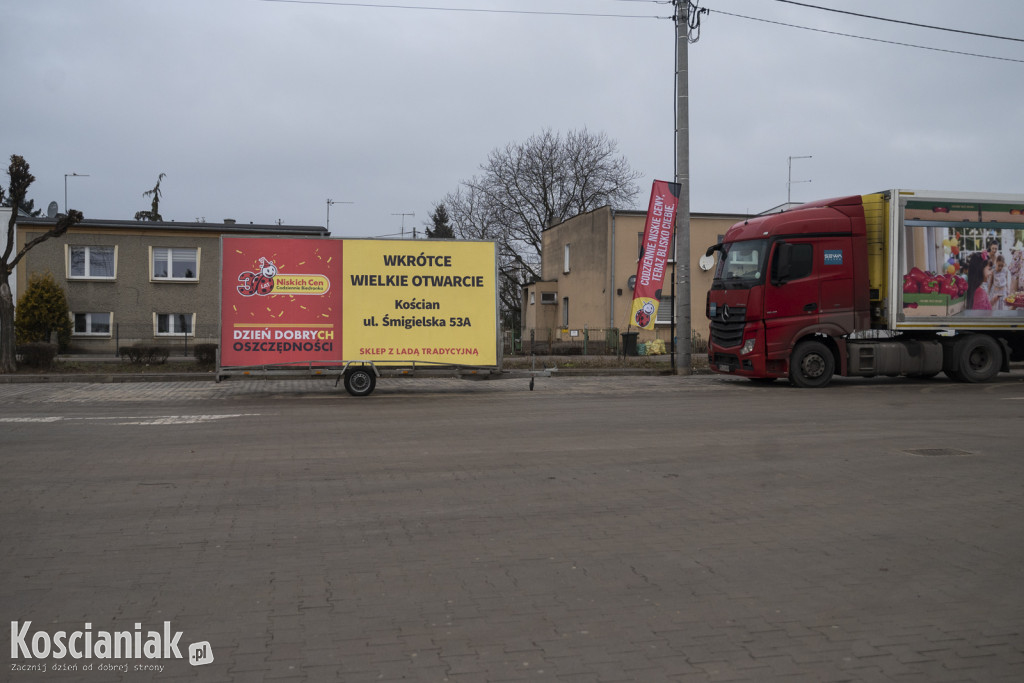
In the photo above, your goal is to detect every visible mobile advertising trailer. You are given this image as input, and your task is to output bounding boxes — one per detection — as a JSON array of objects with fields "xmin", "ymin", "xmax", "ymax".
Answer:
[{"xmin": 218, "ymin": 236, "xmax": 500, "ymax": 396}]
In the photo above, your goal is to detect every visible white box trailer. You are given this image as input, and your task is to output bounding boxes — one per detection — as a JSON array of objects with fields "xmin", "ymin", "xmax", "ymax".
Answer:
[{"xmin": 218, "ymin": 236, "xmax": 501, "ymax": 396}]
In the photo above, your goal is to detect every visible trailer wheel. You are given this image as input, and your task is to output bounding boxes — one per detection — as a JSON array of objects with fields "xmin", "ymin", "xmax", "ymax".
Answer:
[
  {"xmin": 789, "ymin": 340, "xmax": 835, "ymax": 388},
  {"xmin": 954, "ymin": 334, "xmax": 1001, "ymax": 383},
  {"xmin": 343, "ymin": 368, "xmax": 377, "ymax": 397}
]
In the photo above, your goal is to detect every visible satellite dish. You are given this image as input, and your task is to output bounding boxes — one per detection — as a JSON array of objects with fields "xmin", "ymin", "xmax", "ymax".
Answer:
[
  {"xmin": 47, "ymin": 201, "xmax": 59, "ymax": 218},
  {"xmin": 699, "ymin": 253, "xmax": 716, "ymax": 272}
]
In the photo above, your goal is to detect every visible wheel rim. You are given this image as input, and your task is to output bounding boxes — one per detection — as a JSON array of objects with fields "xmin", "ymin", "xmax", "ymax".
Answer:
[
  {"xmin": 967, "ymin": 346, "xmax": 992, "ymax": 372},
  {"xmin": 801, "ymin": 353, "xmax": 826, "ymax": 378},
  {"xmin": 350, "ymin": 372, "xmax": 371, "ymax": 392}
]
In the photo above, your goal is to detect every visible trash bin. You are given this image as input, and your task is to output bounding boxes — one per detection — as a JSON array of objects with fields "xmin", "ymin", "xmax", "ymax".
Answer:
[{"xmin": 621, "ymin": 331, "xmax": 639, "ymax": 356}]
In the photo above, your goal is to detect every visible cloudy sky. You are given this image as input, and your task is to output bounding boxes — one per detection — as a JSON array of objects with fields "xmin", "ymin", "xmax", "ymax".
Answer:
[{"xmin": 3, "ymin": 0, "xmax": 1022, "ymax": 237}]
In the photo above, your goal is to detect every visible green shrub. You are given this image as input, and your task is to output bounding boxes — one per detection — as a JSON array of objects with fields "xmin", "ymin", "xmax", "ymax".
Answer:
[
  {"xmin": 193, "ymin": 344, "xmax": 218, "ymax": 365},
  {"xmin": 15, "ymin": 273, "xmax": 72, "ymax": 351},
  {"xmin": 122, "ymin": 345, "xmax": 170, "ymax": 364},
  {"xmin": 16, "ymin": 342, "xmax": 58, "ymax": 369}
]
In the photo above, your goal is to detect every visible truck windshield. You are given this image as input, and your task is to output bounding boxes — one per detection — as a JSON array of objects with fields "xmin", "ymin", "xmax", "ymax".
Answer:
[{"xmin": 714, "ymin": 239, "xmax": 768, "ymax": 286}]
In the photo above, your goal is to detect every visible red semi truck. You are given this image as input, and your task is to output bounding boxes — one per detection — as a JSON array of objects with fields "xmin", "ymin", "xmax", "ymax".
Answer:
[{"xmin": 705, "ymin": 190, "xmax": 1024, "ymax": 387}]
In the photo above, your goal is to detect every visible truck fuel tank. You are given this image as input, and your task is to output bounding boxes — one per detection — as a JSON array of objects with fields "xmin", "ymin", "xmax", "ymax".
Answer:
[{"xmin": 846, "ymin": 339, "xmax": 942, "ymax": 378}]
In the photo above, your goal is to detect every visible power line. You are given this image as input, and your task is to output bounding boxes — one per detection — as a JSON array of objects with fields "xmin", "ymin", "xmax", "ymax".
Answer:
[
  {"xmin": 772, "ymin": 0, "xmax": 1024, "ymax": 44},
  {"xmin": 259, "ymin": 0, "xmax": 668, "ymax": 20},
  {"xmin": 260, "ymin": 0, "xmax": 1024, "ymax": 63},
  {"xmin": 710, "ymin": 8, "xmax": 1024, "ymax": 64}
]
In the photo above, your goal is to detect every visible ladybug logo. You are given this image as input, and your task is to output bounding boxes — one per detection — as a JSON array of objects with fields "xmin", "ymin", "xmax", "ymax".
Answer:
[
  {"xmin": 634, "ymin": 300, "xmax": 656, "ymax": 327},
  {"xmin": 237, "ymin": 257, "xmax": 278, "ymax": 297}
]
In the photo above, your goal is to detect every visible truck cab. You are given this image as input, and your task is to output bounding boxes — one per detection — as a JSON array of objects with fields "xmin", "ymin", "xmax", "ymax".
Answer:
[{"xmin": 706, "ymin": 196, "xmax": 871, "ymax": 386}]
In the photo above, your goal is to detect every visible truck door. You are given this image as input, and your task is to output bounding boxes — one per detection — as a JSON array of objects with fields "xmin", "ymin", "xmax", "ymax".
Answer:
[{"xmin": 763, "ymin": 241, "xmax": 818, "ymax": 358}]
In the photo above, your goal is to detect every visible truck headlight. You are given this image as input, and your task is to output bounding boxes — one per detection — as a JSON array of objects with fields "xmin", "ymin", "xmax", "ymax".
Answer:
[{"xmin": 740, "ymin": 338, "xmax": 756, "ymax": 355}]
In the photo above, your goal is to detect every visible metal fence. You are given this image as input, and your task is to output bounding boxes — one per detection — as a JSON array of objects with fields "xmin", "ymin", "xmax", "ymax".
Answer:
[
  {"xmin": 66, "ymin": 323, "xmax": 221, "ymax": 357},
  {"xmin": 511, "ymin": 327, "xmax": 710, "ymax": 357},
  {"xmin": 517, "ymin": 328, "xmax": 623, "ymax": 356},
  {"xmin": 70, "ymin": 323, "xmax": 707, "ymax": 359}
]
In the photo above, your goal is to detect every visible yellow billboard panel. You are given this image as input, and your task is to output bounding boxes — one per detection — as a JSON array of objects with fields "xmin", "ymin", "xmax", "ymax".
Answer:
[{"xmin": 342, "ymin": 240, "xmax": 498, "ymax": 365}]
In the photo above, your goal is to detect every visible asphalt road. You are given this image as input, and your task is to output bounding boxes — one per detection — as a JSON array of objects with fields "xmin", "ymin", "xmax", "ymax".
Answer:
[{"xmin": 2, "ymin": 373, "xmax": 1023, "ymax": 682}]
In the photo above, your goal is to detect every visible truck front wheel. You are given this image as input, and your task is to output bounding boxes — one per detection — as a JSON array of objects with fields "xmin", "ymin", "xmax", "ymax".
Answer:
[
  {"xmin": 789, "ymin": 340, "xmax": 835, "ymax": 388},
  {"xmin": 343, "ymin": 368, "xmax": 377, "ymax": 396},
  {"xmin": 954, "ymin": 334, "xmax": 1001, "ymax": 383}
]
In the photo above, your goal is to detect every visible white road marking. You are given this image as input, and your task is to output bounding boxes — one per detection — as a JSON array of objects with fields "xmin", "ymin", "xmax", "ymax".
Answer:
[{"xmin": 0, "ymin": 414, "xmax": 261, "ymax": 425}]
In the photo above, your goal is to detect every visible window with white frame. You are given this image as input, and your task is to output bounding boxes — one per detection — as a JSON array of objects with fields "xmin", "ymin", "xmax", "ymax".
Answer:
[
  {"xmin": 564, "ymin": 243, "xmax": 570, "ymax": 273},
  {"xmin": 529, "ymin": 291, "xmax": 536, "ymax": 305},
  {"xmin": 68, "ymin": 246, "xmax": 116, "ymax": 279},
  {"xmin": 657, "ymin": 295, "xmax": 674, "ymax": 324},
  {"xmin": 152, "ymin": 247, "xmax": 199, "ymax": 280},
  {"xmin": 73, "ymin": 312, "xmax": 111, "ymax": 335},
  {"xmin": 156, "ymin": 313, "xmax": 194, "ymax": 336},
  {"xmin": 540, "ymin": 291, "xmax": 556, "ymax": 304}
]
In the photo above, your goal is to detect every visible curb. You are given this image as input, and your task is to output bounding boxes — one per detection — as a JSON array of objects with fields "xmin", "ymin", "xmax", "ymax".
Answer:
[
  {"xmin": 0, "ymin": 373, "xmax": 219, "ymax": 384},
  {"xmin": 0, "ymin": 367, "xmax": 693, "ymax": 384}
]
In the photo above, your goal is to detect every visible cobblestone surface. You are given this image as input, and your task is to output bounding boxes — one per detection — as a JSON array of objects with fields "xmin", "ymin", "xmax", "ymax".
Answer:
[
  {"xmin": 2, "ymin": 374, "xmax": 1023, "ymax": 681},
  {"xmin": 0, "ymin": 374, "xmax": 731, "ymax": 404}
]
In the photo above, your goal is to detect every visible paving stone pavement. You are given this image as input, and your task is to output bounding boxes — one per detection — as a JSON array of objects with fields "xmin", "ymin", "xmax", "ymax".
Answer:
[
  {"xmin": 0, "ymin": 375, "xmax": 727, "ymax": 404},
  {"xmin": 2, "ymin": 374, "xmax": 1023, "ymax": 682}
]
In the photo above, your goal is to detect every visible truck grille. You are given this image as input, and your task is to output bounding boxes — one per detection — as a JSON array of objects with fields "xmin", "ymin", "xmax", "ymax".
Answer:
[{"xmin": 709, "ymin": 306, "xmax": 746, "ymax": 348}]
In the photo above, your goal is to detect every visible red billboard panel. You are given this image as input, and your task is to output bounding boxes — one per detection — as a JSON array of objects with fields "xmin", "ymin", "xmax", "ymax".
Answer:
[{"xmin": 220, "ymin": 237, "xmax": 343, "ymax": 366}]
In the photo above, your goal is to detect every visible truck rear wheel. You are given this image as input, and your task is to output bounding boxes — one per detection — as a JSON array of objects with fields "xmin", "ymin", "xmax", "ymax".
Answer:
[
  {"xmin": 343, "ymin": 368, "xmax": 377, "ymax": 396},
  {"xmin": 789, "ymin": 340, "xmax": 835, "ymax": 388},
  {"xmin": 954, "ymin": 334, "xmax": 1001, "ymax": 383}
]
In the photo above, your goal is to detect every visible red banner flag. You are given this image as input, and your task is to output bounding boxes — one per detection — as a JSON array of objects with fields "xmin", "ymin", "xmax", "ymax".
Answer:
[{"xmin": 630, "ymin": 180, "xmax": 681, "ymax": 330}]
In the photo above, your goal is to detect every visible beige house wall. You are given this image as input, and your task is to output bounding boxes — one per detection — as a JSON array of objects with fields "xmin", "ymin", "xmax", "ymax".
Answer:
[
  {"xmin": 16, "ymin": 218, "xmax": 326, "ymax": 354},
  {"xmin": 18, "ymin": 226, "xmax": 222, "ymax": 354},
  {"xmin": 521, "ymin": 205, "xmax": 747, "ymax": 353}
]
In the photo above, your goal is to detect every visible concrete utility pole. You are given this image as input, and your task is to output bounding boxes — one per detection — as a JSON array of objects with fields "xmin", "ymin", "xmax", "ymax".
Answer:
[{"xmin": 674, "ymin": 1, "xmax": 692, "ymax": 376}]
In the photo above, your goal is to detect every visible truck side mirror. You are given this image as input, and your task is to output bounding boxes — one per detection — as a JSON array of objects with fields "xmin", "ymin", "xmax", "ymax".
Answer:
[
  {"xmin": 771, "ymin": 242, "xmax": 793, "ymax": 285},
  {"xmin": 705, "ymin": 243, "xmax": 723, "ymax": 258}
]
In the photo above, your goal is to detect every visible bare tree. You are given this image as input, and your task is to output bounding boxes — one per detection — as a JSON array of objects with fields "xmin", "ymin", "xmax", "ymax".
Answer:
[
  {"xmin": 443, "ymin": 182, "xmax": 527, "ymax": 316},
  {"xmin": 134, "ymin": 172, "xmax": 166, "ymax": 221},
  {"xmin": 1, "ymin": 155, "xmax": 82, "ymax": 372},
  {"xmin": 442, "ymin": 128, "xmax": 641, "ymax": 317}
]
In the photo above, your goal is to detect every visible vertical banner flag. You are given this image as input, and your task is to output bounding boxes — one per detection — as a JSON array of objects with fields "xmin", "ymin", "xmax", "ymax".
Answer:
[{"xmin": 630, "ymin": 180, "xmax": 681, "ymax": 329}]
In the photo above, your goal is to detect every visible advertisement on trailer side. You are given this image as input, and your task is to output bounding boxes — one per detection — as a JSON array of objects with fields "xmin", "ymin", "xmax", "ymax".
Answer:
[{"xmin": 221, "ymin": 237, "xmax": 498, "ymax": 368}]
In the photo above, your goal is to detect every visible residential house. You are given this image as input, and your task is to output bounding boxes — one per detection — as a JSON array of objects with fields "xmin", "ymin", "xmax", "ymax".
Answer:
[
  {"xmin": 15, "ymin": 217, "xmax": 328, "ymax": 354},
  {"xmin": 521, "ymin": 205, "xmax": 748, "ymax": 354}
]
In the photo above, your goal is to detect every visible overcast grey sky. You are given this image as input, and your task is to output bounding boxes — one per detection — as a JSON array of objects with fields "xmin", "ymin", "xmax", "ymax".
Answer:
[{"xmin": 3, "ymin": 0, "xmax": 1022, "ymax": 238}]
